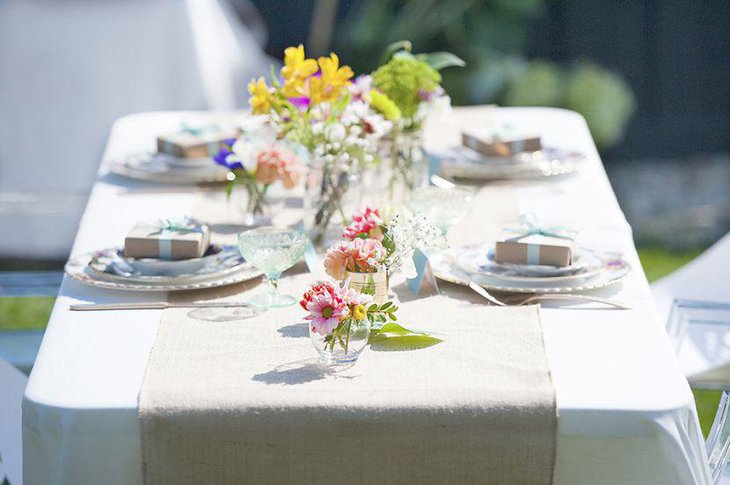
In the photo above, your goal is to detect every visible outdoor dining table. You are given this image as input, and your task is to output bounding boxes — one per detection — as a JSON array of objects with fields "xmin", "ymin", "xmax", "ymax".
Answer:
[{"xmin": 22, "ymin": 107, "xmax": 711, "ymax": 484}]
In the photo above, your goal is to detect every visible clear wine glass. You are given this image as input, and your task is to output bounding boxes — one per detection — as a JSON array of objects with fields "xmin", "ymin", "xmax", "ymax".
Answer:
[
  {"xmin": 410, "ymin": 186, "xmax": 474, "ymax": 234},
  {"xmin": 237, "ymin": 227, "xmax": 308, "ymax": 308}
]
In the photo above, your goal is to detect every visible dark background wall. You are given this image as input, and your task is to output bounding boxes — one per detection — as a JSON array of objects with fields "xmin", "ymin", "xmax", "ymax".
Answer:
[
  {"xmin": 528, "ymin": 0, "xmax": 730, "ymax": 160},
  {"xmin": 251, "ymin": 0, "xmax": 730, "ymax": 162}
]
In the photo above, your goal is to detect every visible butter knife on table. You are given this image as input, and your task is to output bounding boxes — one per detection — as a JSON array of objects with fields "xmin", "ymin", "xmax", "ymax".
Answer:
[{"xmin": 69, "ymin": 301, "xmax": 252, "ymax": 311}]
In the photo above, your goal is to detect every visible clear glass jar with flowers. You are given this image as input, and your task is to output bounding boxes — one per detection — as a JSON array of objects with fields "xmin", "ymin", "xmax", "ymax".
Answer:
[
  {"xmin": 301, "ymin": 280, "xmax": 399, "ymax": 364},
  {"xmin": 213, "ymin": 134, "xmax": 304, "ymax": 226},
  {"xmin": 323, "ymin": 207, "xmax": 446, "ymax": 305},
  {"xmin": 368, "ymin": 42, "xmax": 464, "ymax": 206},
  {"xmin": 246, "ymin": 45, "xmax": 395, "ymax": 246}
]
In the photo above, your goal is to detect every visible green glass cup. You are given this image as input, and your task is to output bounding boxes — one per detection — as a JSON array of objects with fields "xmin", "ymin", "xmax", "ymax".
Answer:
[{"xmin": 237, "ymin": 227, "xmax": 308, "ymax": 308}]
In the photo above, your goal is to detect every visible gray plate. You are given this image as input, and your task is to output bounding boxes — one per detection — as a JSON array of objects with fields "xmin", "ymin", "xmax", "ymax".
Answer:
[
  {"xmin": 432, "ymin": 249, "xmax": 631, "ymax": 294},
  {"xmin": 107, "ymin": 152, "xmax": 228, "ymax": 183},
  {"xmin": 434, "ymin": 146, "xmax": 585, "ymax": 180}
]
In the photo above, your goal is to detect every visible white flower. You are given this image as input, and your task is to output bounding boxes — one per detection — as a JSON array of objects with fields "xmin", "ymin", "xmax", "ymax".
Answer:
[
  {"xmin": 326, "ymin": 123, "xmax": 346, "ymax": 142},
  {"xmin": 231, "ymin": 139, "xmax": 256, "ymax": 173},
  {"xmin": 311, "ymin": 122, "xmax": 325, "ymax": 135}
]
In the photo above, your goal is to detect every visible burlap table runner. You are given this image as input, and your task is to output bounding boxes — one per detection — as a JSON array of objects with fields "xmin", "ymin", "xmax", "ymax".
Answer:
[{"xmin": 139, "ymin": 185, "xmax": 557, "ymax": 484}]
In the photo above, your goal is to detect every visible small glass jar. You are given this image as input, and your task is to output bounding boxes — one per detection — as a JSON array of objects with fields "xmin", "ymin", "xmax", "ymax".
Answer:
[
  {"xmin": 310, "ymin": 317, "xmax": 371, "ymax": 365},
  {"xmin": 303, "ymin": 156, "xmax": 362, "ymax": 248},
  {"xmin": 345, "ymin": 267, "xmax": 389, "ymax": 304}
]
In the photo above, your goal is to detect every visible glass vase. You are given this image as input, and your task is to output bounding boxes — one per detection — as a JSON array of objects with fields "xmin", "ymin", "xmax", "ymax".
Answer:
[
  {"xmin": 310, "ymin": 317, "xmax": 371, "ymax": 365},
  {"xmin": 376, "ymin": 131, "xmax": 428, "ymax": 208},
  {"xmin": 231, "ymin": 181, "xmax": 284, "ymax": 227},
  {"xmin": 303, "ymin": 156, "xmax": 362, "ymax": 248},
  {"xmin": 345, "ymin": 267, "xmax": 389, "ymax": 304}
]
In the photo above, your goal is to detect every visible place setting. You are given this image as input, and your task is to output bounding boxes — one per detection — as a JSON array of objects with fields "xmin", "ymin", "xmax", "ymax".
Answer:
[
  {"xmin": 430, "ymin": 213, "xmax": 633, "ymax": 308},
  {"xmin": 429, "ymin": 124, "xmax": 586, "ymax": 181},
  {"xmin": 106, "ymin": 120, "xmax": 259, "ymax": 184},
  {"xmin": 65, "ymin": 217, "xmax": 262, "ymax": 293}
]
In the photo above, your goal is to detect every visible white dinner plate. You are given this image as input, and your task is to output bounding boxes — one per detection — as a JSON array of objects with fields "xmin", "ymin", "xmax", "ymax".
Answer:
[
  {"xmin": 66, "ymin": 247, "xmax": 262, "ymax": 292},
  {"xmin": 431, "ymin": 248, "xmax": 631, "ymax": 294},
  {"xmin": 433, "ymin": 146, "xmax": 584, "ymax": 180},
  {"xmin": 107, "ymin": 152, "xmax": 229, "ymax": 184},
  {"xmin": 456, "ymin": 245, "xmax": 605, "ymax": 283}
]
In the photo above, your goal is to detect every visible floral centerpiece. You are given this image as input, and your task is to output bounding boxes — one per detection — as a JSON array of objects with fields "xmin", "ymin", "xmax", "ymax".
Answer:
[
  {"xmin": 367, "ymin": 41, "xmax": 464, "ymax": 204},
  {"xmin": 214, "ymin": 136, "xmax": 303, "ymax": 225},
  {"xmin": 245, "ymin": 45, "xmax": 395, "ymax": 244},
  {"xmin": 323, "ymin": 207, "xmax": 445, "ymax": 302},
  {"xmin": 301, "ymin": 280, "xmax": 399, "ymax": 364}
]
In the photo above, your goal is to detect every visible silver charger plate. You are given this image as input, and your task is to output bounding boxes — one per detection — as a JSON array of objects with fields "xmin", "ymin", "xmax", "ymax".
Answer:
[
  {"xmin": 431, "ymin": 248, "xmax": 631, "ymax": 294},
  {"xmin": 434, "ymin": 146, "xmax": 584, "ymax": 180},
  {"xmin": 456, "ymin": 245, "xmax": 605, "ymax": 283},
  {"xmin": 107, "ymin": 152, "xmax": 229, "ymax": 184},
  {"xmin": 65, "ymin": 247, "xmax": 262, "ymax": 292},
  {"xmin": 88, "ymin": 245, "xmax": 245, "ymax": 284}
]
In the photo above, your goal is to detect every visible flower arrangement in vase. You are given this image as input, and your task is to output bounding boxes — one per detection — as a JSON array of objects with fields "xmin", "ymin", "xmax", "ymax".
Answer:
[
  {"xmin": 245, "ymin": 45, "xmax": 397, "ymax": 245},
  {"xmin": 301, "ymin": 280, "xmax": 399, "ymax": 364},
  {"xmin": 323, "ymin": 207, "xmax": 446, "ymax": 303},
  {"xmin": 367, "ymin": 41, "xmax": 464, "ymax": 205},
  {"xmin": 214, "ymin": 135, "xmax": 304, "ymax": 225}
]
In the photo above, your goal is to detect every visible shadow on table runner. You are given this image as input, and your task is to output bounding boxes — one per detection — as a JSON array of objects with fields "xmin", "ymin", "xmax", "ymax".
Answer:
[{"xmin": 138, "ymin": 284, "xmax": 556, "ymax": 485}]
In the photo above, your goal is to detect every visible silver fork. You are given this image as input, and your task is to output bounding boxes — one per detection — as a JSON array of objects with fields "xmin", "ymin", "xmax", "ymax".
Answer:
[{"xmin": 468, "ymin": 281, "xmax": 632, "ymax": 310}]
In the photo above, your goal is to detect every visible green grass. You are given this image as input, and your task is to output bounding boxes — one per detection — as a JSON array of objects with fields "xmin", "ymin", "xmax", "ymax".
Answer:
[
  {"xmin": 0, "ymin": 248, "xmax": 720, "ymax": 434},
  {"xmin": 637, "ymin": 247, "xmax": 705, "ymax": 283},
  {"xmin": 0, "ymin": 297, "xmax": 55, "ymax": 331}
]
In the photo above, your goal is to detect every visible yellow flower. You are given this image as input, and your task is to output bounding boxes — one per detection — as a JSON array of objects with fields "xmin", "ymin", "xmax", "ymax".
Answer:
[
  {"xmin": 368, "ymin": 90, "xmax": 401, "ymax": 121},
  {"xmin": 352, "ymin": 304, "xmax": 367, "ymax": 321},
  {"xmin": 248, "ymin": 77, "xmax": 274, "ymax": 114},
  {"xmin": 280, "ymin": 44, "xmax": 318, "ymax": 98},
  {"xmin": 318, "ymin": 53, "xmax": 353, "ymax": 88},
  {"xmin": 308, "ymin": 53, "xmax": 354, "ymax": 104}
]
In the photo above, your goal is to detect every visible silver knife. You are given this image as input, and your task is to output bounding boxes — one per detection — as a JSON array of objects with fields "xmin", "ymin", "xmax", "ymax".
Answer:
[{"xmin": 69, "ymin": 301, "xmax": 252, "ymax": 311}]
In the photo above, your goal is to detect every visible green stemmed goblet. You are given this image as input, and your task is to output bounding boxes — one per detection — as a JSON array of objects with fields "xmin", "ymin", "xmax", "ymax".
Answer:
[{"xmin": 237, "ymin": 227, "xmax": 308, "ymax": 308}]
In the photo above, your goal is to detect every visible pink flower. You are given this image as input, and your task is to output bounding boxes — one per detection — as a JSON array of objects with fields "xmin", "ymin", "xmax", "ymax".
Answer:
[
  {"xmin": 255, "ymin": 144, "xmax": 303, "ymax": 188},
  {"xmin": 323, "ymin": 238, "xmax": 387, "ymax": 279},
  {"xmin": 305, "ymin": 287, "xmax": 349, "ymax": 335},
  {"xmin": 323, "ymin": 242, "xmax": 349, "ymax": 280},
  {"xmin": 300, "ymin": 281, "xmax": 335, "ymax": 310},
  {"xmin": 343, "ymin": 207, "xmax": 384, "ymax": 240}
]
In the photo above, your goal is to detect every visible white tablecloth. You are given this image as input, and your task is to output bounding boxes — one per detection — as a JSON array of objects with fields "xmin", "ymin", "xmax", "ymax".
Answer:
[{"xmin": 22, "ymin": 107, "xmax": 712, "ymax": 485}]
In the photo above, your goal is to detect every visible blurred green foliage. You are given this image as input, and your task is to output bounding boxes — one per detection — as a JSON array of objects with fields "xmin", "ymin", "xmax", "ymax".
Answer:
[{"xmin": 334, "ymin": 0, "xmax": 635, "ymax": 148}]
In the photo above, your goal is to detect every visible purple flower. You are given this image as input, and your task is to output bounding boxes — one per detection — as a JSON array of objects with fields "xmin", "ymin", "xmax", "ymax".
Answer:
[
  {"xmin": 288, "ymin": 96, "xmax": 311, "ymax": 109},
  {"xmin": 213, "ymin": 143, "xmax": 244, "ymax": 171}
]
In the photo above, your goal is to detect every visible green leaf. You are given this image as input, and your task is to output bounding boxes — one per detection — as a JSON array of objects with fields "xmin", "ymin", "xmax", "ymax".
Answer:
[
  {"xmin": 379, "ymin": 40, "xmax": 412, "ymax": 65},
  {"xmin": 367, "ymin": 303, "xmax": 378, "ymax": 312},
  {"xmin": 225, "ymin": 179, "xmax": 235, "ymax": 199},
  {"xmin": 379, "ymin": 301, "xmax": 392, "ymax": 310},
  {"xmin": 371, "ymin": 323, "xmax": 442, "ymax": 340},
  {"xmin": 418, "ymin": 52, "xmax": 466, "ymax": 71},
  {"xmin": 369, "ymin": 322, "xmax": 444, "ymax": 351},
  {"xmin": 388, "ymin": 312, "xmax": 396, "ymax": 321}
]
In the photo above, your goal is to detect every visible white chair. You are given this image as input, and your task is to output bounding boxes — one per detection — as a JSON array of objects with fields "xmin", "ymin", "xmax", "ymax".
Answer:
[
  {"xmin": 652, "ymin": 232, "xmax": 730, "ymax": 325},
  {"xmin": 0, "ymin": 0, "xmax": 273, "ymax": 260},
  {"xmin": 0, "ymin": 357, "xmax": 27, "ymax": 485},
  {"xmin": 653, "ymin": 233, "xmax": 730, "ymax": 386},
  {"xmin": 706, "ymin": 391, "xmax": 730, "ymax": 484}
]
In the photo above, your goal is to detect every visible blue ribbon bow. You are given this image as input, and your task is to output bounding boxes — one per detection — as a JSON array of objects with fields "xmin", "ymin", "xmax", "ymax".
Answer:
[
  {"xmin": 149, "ymin": 217, "xmax": 204, "ymax": 259},
  {"xmin": 505, "ymin": 213, "xmax": 575, "ymax": 242}
]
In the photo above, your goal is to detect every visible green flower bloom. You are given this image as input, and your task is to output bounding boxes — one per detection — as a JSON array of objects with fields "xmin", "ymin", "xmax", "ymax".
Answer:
[
  {"xmin": 372, "ymin": 57, "xmax": 441, "ymax": 119},
  {"xmin": 368, "ymin": 90, "xmax": 401, "ymax": 121}
]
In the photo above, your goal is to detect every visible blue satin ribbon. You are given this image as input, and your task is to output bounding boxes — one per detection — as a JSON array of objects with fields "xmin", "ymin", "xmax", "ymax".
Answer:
[
  {"xmin": 504, "ymin": 214, "xmax": 575, "ymax": 265},
  {"xmin": 505, "ymin": 213, "xmax": 575, "ymax": 242},
  {"xmin": 149, "ymin": 218, "xmax": 203, "ymax": 259}
]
